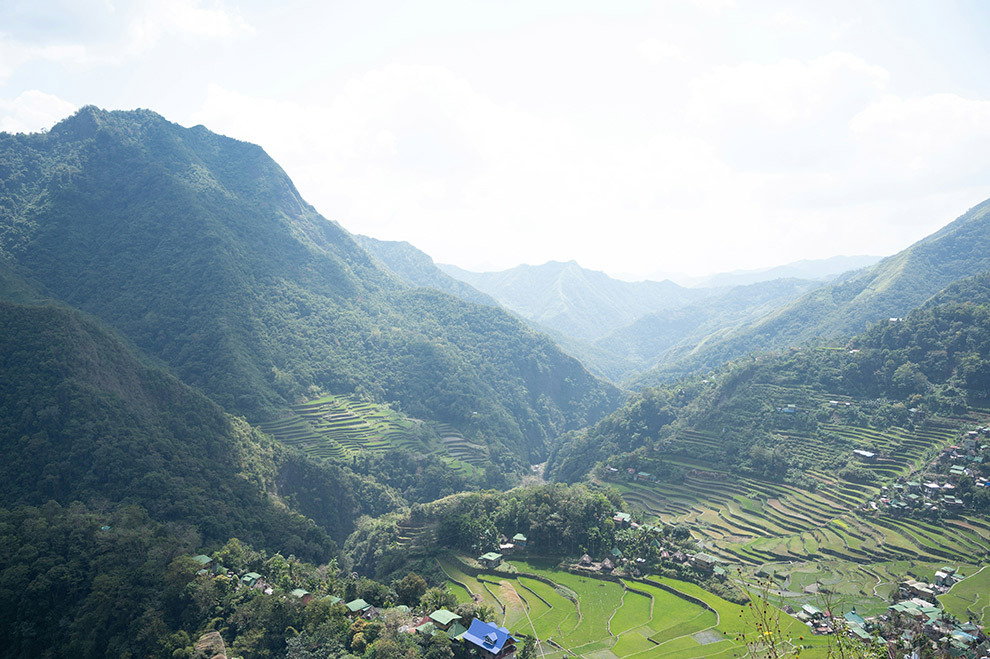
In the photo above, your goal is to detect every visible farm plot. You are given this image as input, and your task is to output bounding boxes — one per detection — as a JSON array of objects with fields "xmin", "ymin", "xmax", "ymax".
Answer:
[
  {"xmin": 261, "ymin": 395, "xmax": 482, "ymax": 471},
  {"xmin": 939, "ymin": 566, "xmax": 990, "ymax": 626}
]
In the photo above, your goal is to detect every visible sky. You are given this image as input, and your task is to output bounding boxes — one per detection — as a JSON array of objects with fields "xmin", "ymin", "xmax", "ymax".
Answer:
[{"xmin": 2, "ymin": 1, "xmax": 990, "ymax": 280}]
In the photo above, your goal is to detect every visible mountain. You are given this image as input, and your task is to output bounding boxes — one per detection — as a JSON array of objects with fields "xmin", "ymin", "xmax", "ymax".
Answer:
[
  {"xmin": 355, "ymin": 234, "xmax": 499, "ymax": 308},
  {"xmin": 545, "ymin": 271, "xmax": 990, "ymax": 578},
  {"xmin": 0, "ymin": 294, "xmax": 405, "ymax": 555},
  {"xmin": 439, "ymin": 260, "xmax": 716, "ymax": 343},
  {"xmin": 635, "ymin": 197, "xmax": 990, "ymax": 386},
  {"xmin": 682, "ymin": 254, "xmax": 882, "ymax": 288},
  {"xmin": 596, "ymin": 277, "xmax": 826, "ymax": 379},
  {"xmin": 0, "ymin": 107, "xmax": 620, "ymax": 466}
]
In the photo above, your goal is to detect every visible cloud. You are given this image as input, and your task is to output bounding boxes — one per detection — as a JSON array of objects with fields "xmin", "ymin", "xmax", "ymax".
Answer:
[
  {"xmin": 124, "ymin": 0, "xmax": 254, "ymax": 54},
  {"xmin": 0, "ymin": 90, "xmax": 77, "ymax": 133},
  {"xmin": 638, "ymin": 38, "xmax": 686, "ymax": 65},
  {"xmin": 688, "ymin": 52, "xmax": 889, "ymax": 172},
  {"xmin": 0, "ymin": 0, "xmax": 253, "ymax": 82},
  {"xmin": 0, "ymin": 35, "xmax": 89, "ymax": 82}
]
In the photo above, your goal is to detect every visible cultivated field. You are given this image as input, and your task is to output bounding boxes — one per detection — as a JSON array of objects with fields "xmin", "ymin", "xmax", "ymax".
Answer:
[
  {"xmin": 439, "ymin": 556, "xmax": 831, "ymax": 659},
  {"xmin": 939, "ymin": 566, "xmax": 990, "ymax": 626},
  {"xmin": 259, "ymin": 394, "xmax": 486, "ymax": 473},
  {"xmin": 611, "ymin": 385, "xmax": 990, "ymax": 615}
]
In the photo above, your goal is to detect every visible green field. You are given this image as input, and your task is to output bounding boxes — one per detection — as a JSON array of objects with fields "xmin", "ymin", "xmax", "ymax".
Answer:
[
  {"xmin": 259, "ymin": 394, "xmax": 486, "ymax": 473},
  {"xmin": 608, "ymin": 389, "xmax": 990, "ymax": 615},
  {"xmin": 441, "ymin": 556, "xmax": 831, "ymax": 659},
  {"xmin": 939, "ymin": 566, "xmax": 990, "ymax": 626}
]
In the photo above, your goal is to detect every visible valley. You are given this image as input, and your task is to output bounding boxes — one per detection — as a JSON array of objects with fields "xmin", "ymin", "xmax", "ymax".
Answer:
[{"xmin": 2, "ymin": 106, "xmax": 990, "ymax": 658}]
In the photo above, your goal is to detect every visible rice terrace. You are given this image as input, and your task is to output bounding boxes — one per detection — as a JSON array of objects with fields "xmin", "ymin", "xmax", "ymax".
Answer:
[{"xmin": 439, "ymin": 556, "xmax": 834, "ymax": 659}]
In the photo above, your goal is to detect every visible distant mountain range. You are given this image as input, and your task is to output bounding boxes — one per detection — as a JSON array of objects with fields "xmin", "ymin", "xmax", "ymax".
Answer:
[
  {"xmin": 634, "ymin": 196, "xmax": 990, "ymax": 386},
  {"xmin": 432, "ymin": 259, "xmax": 857, "ymax": 382},
  {"xmin": 439, "ymin": 260, "xmax": 715, "ymax": 343},
  {"xmin": 677, "ymin": 254, "xmax": 883, "ymax": 288}
]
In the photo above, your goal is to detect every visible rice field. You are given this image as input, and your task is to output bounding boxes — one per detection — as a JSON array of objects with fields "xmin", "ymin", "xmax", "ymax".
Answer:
[
  {"xmin": 259, "ymin": 394, "xmax": 486, "ymax": 472},
  {"xmin": 440, "ymin": 556, "xmax": 831, "ymax": 659},
  {"xmin": 610, "ymin": 386, "xmax": 990, "ymax": 616}
]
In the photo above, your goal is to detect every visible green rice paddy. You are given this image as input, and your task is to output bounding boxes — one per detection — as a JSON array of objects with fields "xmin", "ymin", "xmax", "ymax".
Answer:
[
  {"xmin": 259, "ymin": 393, "xmax": 486, "ymax": 473},
  {"xmin": 610, "ymin": 389, "xmax": 990, "ymax": 618},
  {"xmin": 440, "ymin": 556, "xmax": 831, "ymax": 659}
]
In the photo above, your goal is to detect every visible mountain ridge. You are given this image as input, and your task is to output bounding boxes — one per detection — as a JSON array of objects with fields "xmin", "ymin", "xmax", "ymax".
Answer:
[{"xmin": 0, "ymin": 106, "xmax": 620, "ymax": 467}]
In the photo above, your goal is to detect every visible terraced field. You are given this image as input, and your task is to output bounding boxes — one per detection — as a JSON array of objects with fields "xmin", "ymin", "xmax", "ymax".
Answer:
[
  {"xmin": 610, "ymin": 390, "xmax": 990, "ymax": 614},
  {"xmin": 440, "ymin": 556, "xmax": 831, "ymax": 659},
  {"xmin": 260, "ymin": 394, "xmax": 484, "ymax": 472},
  {"xmin": 939, "ymin": 566, "xmax": 990, "ymax": 626}
]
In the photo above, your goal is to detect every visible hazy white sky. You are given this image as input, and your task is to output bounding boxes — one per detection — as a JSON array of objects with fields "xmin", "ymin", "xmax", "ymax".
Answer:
[{"xmin": 2, "ymin": 0, "xmax": 990, "ymax": 279}]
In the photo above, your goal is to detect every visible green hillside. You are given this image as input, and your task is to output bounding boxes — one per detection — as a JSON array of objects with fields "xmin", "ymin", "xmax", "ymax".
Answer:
[
  {"xmin": 636, "ymin": 197, "xmax": 990, "ymax": 386},
  {"xmin": 355, "ymin": 234, "xmax": 499, "ymax": 308},
  {"xmin": 549, "ymin": 272, "xmax": 990, "ymax": 612},
  {"xmin": 0, "ymin": 297, "xmax": 411, "ymax": 552},
  {"xmin": 0, "ymin": 107, "xmax": 620, "ymax": 468}
]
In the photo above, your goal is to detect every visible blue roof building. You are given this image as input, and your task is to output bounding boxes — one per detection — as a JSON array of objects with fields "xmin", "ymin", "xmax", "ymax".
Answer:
[{"xmin": 460, "ymin": 619, "xmax": 518, "ymax": 659}]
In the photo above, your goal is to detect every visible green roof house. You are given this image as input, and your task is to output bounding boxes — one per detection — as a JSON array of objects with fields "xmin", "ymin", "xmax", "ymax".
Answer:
[
  {"xmin": 429, "ymin": 609, "xmax": 463, "ymax": 631},
  {"xmin": 291, "ymin": 589, "xmax": 313, "ymax": 605},
  {"xmin": 192, "ymin": 554, "xmax": 213, "ymax": 569},
  {"xmin": 478, "ymin": 552, "xmax": 503, "ymax": 568},
  {"xmin": 346, "ymin": 598, "xmax": 371, "ymax": 616},
  {"xmin": 512, "ymin": 533, "xmax": 527, "ymax": 548},
  {"xmin": 241, "ymin": 572, "xmax": 263, "ymax": 588}
]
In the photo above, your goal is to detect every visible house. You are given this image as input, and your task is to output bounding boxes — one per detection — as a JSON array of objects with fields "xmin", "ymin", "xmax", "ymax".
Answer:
[
  {"xmin": 460, "ymin": 619, "xmax": 518, "ymax": 659},
  {"xmin": 192, "ymin": 554, "xmax": 213, "ymax": 571},
  {"xmin": 346, "ymin": 598, "xmax": 372, "ymax": 617},
  {"xmin": 241, "ymin": 572, "xmax": 264, "ymax": 589},
  {"xmin": 692, "ymin": 553, "xmax": 716, "ymax": 573},
  {"xmin": 578, "ymin": 554, "xmax": 593, "ymax": 567},
  {"xmin": 478, "ymin": 552, "xmax": 503, "ymax": 569},
  {"xmin": 935, "ymin": 568, "xmax": 959, "ymax": 587},
  {"xmin": 512, "ymin": 533, "xmax": 527, "ymax": 548},
  {"xmin": 600, "ymin": 558, "xmax": 614, "ymax": 573},
  {"xmin": 429, "ymin": 609, "xmax": 463, "ymax": 632},
  {"xmin": 636, "ymin": 471, "xmax": 652, "ymax": 482},
  {"xmin": 613, "ymin": 512, "xmax": 632, "ymax": 527},
  {"xmin": 802, "ymin": 604, "xmax": 824, "ymax": 620},
  {"xmin": 415, "ymin": 621, "xmax": 437, "ymax": 637},
  {"xmin": 290, "ymin": 589, "xmax": 314, "ymax": 605}
]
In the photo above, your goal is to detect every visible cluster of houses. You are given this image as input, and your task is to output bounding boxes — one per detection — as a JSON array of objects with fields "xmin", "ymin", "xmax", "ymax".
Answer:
[
  {"xmin": 191, "ymin": 553, "xmax": 519, "ymax": 659},
  {"xmin": 564, "ymin": 512, "xmax": 727, "ymax": 580},
  {"xmin": 785, "ymin": 569, "xmax": 986, "ymax": 658},
  {"xmin": 191, "ymin": 554, "xmax": 320, "ymax": 603},
  {"xmin": 877, "ymin": 429, "xmax": 989, "ymax": 516}
]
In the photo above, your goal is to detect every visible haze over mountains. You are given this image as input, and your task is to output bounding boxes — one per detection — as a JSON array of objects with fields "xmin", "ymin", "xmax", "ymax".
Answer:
[
  {"xmin": 0, "ymin": 107, "xmax": 619, "ymax": 470},
  {"xmin": 5, "ymin": 106, "xmax": 990, "ymax": 657}
]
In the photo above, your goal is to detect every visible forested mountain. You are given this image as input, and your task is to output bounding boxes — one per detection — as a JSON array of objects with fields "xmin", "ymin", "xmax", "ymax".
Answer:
[
  {"xmin": 549, "ymin": 270, "xmax": 990, "ymax": 483},
  {"xmin": 0, "ymin": 294, "xmax": 404, "ymax": 554},
  {"xmin": 596, "ymin": 277, "xmax": 826, "ymax": 379},
  {"xmin": 355, "ymin": 234, "xmax": 498, "ymax": 308},
  {"xmin": 0, "ymin": 107, "xmax": 620, "ymax": 466},
  {"xmin": 635, "ymin": 197, "xmax": 990, "ymax": 386},
  {"xmin": 440, "ymin": 260, "xmax": 716, "ymax": 342}
]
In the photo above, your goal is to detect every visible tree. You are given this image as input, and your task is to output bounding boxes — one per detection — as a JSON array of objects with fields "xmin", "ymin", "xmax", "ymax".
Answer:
[
  {"xmin": 420, "ymin": 587, "xmax": 457, "ymax": 613},
  {"xmin": 396, "ymin": 572, "xmax": 428, "ymax": 606}
]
